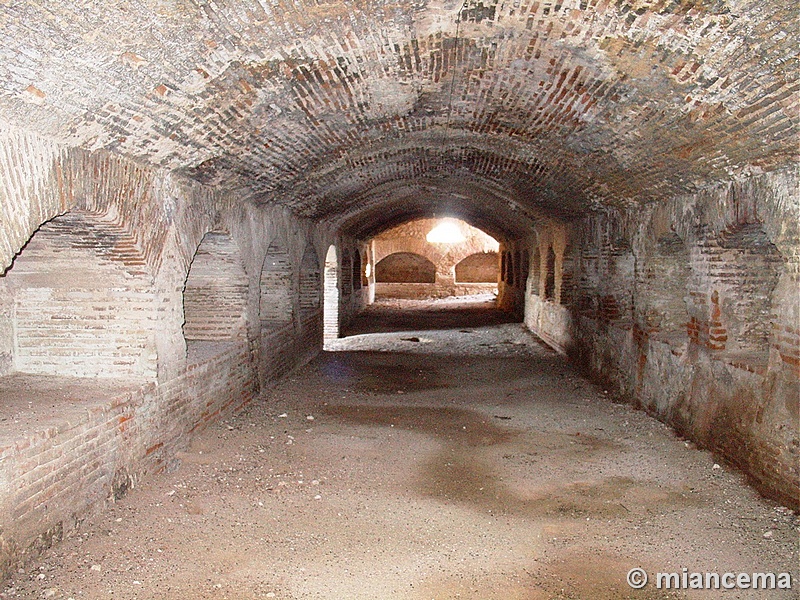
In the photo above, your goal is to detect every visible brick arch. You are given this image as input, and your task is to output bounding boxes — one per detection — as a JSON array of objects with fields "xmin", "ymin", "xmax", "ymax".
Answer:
[
  {"xmin": 299, "ymin": 244, "xmax": 321, "ymax": 316},
  {"xmin": 259, "ymin": 239, "xmax": 293, "ymax": 325},
  {"xmin": 375, "ymin": 252, "xmax": 436, "ymax": 284},
  {"xmin": 183, "ymin": 231, "xmax": 249, "ymax": 345},
  {"xmin": 454, "ymin": 252, "xmax": 498, "ymax": 283},
  {"xmin": 2, "ymin": 210, "xmax": 157, "ymax": 378},
  {"xmin": 323, "ymin": 245, "xmax": 339, "ymax": 346}
]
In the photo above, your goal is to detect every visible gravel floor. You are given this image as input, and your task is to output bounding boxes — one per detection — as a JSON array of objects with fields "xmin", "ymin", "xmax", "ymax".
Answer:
[{"xmin": 3, "ymin": 298, "xmax": 797, "ymax": 600}]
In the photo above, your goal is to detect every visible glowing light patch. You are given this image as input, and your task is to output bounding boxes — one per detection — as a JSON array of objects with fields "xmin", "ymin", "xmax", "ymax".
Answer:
[{"xmin": 427, "ymin": 221, "xmax": 466, "ymax": 244}]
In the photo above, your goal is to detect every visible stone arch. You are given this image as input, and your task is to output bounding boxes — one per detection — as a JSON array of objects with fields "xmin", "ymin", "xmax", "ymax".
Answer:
[
  {"xmin": 375, "ymin": 252, "xmax": 436, "ymax": 283},
  {"xmin": 259, "ymin": 239, "xmax": 293, "ymax": 325},
  {"xmin": 454, "ymin": 252, "xmax": 498, "ymax": 283},
  {"xmin": 299, "ymin": 244, "xmax": 321, "ymax": 316},
  {"xmin": 2, "ymin": 210, "xmax": 158, "ymax": 379},
  {"xmin": 323, "ymin": 245, "xmax": 339, "ymax": 346},
  {"xmin": 183, "ymin": 232, "xmax": 249, "ymax": 347}
]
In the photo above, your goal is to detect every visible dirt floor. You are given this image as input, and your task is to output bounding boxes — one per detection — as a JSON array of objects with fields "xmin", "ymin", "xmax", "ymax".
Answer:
[{"xmin": 2, "ymin": 297, "xmax": 798, "ymax": 599}]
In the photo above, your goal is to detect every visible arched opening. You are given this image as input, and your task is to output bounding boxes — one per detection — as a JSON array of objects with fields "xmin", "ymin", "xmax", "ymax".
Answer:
[
  {"xmin": 544, "ymin": 247, "xmax": 556, "ymax": 301},
  {"xmin": 689, "ymin": 223, "xmax": 784, "ymax": 361},
  {"xmin": 183, "ymin": 232, "xmax": 248, "ymax": 361},
  {"xmin": 299, "ymin": 244, "xmax": 321, "ymax": 318},
  {"xmin": 454, "ymin": 252, "xmax": 499, "ymax": 283},
  {"xmin": 260, "ymin": 240, "xmax": 293, "ymax": 325},
  {"xmin": 3, "ymin": 210, "xmax": 157, "ymax": 379},
  {"xmin": 352, "ymin": 250, "xmax": 363, "ymax": 291},
  {"xmin": 375, "ymin": 252, "xmax": 436, "ymax": 283},
  {"xmin": 530, "ymin": 247, "xmax": 541, "ymax": 296},
  {"xmin": 323, "ymin": 245, "xmax": 339, "ymax": 347},
  {"xmin": 341, "ymin": 249, "xmax": 353, "ymax": 296}
]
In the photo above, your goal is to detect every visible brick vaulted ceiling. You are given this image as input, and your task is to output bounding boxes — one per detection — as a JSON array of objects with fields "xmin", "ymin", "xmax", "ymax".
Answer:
[{"xmin": 0, "ymin": 0, "xmax": 797, "ymax": 238}]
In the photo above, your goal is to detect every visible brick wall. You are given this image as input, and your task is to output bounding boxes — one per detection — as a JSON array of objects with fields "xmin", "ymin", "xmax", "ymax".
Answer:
[
  {"xmin": 372, "ymin": 218, "xmax": 500, "ymax": 299},
  {"xmin": 183, "ymin": 232, "xmax": 249, "ymax": 343},
  {"xmin": 2, "ymin": 210, "xmax": 157, "ymax": 379},
  {"xmin": 0, "ymin": 340, "xmax": 256, "ymax": 580},
  {"xmin": 375, "ymin": 252, "xmax": 436, "ymax": 283},
  {"xmin": 454, "ymin": 251, "xmax": 498, "ymax": 283},
  {"xmin": 260, "ymin": 242, "xmax": 293, "ymax": 324},
  {"xmin": 299, "ymin": 245, "xmax": 321, "ymax": 316},
  {"xmin": 0, "ymin": 127, "xmax": 70, "ymax": 273},
  {"xmin": 0, "ymin": 141, "xmax": 335, "ymax": 580},
  {"xmin": 524, "ymin": 168, "xmax": 800, "ymax": 509}
]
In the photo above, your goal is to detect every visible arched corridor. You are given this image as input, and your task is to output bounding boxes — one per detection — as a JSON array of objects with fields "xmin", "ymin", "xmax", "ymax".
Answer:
[{"xmin": 0, "ymin": 0, "xmax": 797, "ymax": 596}]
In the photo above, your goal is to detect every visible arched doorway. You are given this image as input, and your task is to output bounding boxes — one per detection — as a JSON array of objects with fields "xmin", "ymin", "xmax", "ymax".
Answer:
[{"xmin": 323, "ymin": 244, "xmax": 339, "ymax": 348}]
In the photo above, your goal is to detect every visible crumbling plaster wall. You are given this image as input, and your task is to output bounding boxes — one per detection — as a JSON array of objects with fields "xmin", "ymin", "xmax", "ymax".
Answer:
[{"xmin": 524, "ymin": 167, "xmax": 800, "ymax": 508}]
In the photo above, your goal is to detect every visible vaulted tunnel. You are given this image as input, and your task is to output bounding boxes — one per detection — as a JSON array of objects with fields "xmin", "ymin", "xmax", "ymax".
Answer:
[{"xmin": 0, "ymin": 0, "xmax": 797, "ymax": 593}]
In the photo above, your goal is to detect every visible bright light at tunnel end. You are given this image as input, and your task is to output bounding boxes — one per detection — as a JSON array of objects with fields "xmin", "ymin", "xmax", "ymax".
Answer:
[{"xmin": 426, "ymin": 220, "xmax": 466, "ymax": 244}]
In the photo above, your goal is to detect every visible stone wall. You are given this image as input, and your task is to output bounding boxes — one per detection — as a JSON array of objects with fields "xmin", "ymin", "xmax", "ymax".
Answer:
[{"xmin": 524, "ymin": 168, "xmax": 800, "ymax": 508}]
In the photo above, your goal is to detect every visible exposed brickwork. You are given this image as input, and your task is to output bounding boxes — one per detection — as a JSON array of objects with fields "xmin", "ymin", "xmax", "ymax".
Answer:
[
  {"xmin": 0, "ymin": 336, "xmax": 257, "ymax": 580},
  {"xmin": 260, "ymin": 242, "xmax": 293, "ymax": 324},
  {"xmin": 1, "ymin": 210, "xmax": 157, "ymax": 379},
  {"xmin": 323, "ymin": 245, "xmax": 340, "ymax": 344},
  {"xmin": 526, "ymin": 168, "xmax": 800, "ymax": 509},
  {"xmin": 0, "ymin": 139, "xmax": 335, "ymax": 579},
  {"xmin": 1, "ymin": 1, "xmax": 795, "ymax": 234},
  {"xmin": 0, "ymin": 127, "xmax": 70, "ymax": 272},
  {"xmin": 454, "ymin": 252, "xmax": 498, "ymax": 283},
  {"xmin": 299, "ymin": 245, "xmax": 322, "ymax": 316},
  {"xmin": 373, "ymin": 218, "xmax": 499, "ymax": 298},
  {"xmin": 0, "ymin": 0, "xmax": 796, "ymax": 577},
  {"xmin": 183, "ymin": 232, "xmax": 249, "ymax": 343},
  {"xmin": 340, "ymin": 249, "xmax": 353, "ymax": 296},
  {"xmin": 376, "ymin": 253, "xmax": 437, "ymax": 283}
]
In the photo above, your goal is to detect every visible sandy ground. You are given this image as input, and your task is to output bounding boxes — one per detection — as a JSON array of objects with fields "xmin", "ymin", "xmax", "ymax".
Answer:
[{"xmin": 2, "ymin": 297, "xmax": 798, "ymax": 600}]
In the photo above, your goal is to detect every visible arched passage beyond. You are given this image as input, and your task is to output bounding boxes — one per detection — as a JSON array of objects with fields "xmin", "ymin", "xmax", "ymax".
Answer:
[
  {"xmin": 323, "ymin": 245, "xmax": 339, "ymax": 348},
  {"xmin": 375, "ymin": 252, "xmax": 436, "ymax": 284},
  {"xmin": 183, "ymin": 231, "xmax": 249, "ymax": 359}
]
